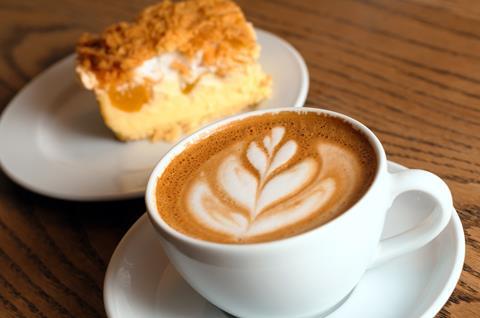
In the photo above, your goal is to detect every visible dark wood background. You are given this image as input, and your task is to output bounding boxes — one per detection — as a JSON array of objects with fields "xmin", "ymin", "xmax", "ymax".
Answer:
[{"xmin": 1, "ymin": 0, "xmax": 479, "ymax": 317}]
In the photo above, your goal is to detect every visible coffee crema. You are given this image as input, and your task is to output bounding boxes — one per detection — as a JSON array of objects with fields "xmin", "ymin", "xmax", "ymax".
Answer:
[{"xmin": 156, "ymin": 112, "xmax": 377, "ymax": 243}]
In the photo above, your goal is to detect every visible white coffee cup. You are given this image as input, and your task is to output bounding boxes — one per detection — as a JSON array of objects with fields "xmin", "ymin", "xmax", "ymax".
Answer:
[{"xmin": 146, "ymin": 107, "xmax": 452, "ymax": 318}]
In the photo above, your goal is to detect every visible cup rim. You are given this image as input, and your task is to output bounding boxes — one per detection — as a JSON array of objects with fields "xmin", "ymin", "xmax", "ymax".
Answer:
[{"xmin": 146, "ymin": 107, "xmax": 387, "ymax": 250}]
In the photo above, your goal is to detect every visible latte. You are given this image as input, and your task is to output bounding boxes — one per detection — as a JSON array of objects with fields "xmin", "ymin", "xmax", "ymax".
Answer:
[{"xmin": 155, "ymin": 111, "xmax": 377, "ymax": 243}]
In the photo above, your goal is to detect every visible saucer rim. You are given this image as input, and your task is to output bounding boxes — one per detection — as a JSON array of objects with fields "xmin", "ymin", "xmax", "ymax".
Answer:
[
  {"xmin": 103, "ymin": 161, "xmax": 465, "ymax": 318},
  {"xmin": 0, "ymin": 28, "xmax": 308, "ymax": 201}
]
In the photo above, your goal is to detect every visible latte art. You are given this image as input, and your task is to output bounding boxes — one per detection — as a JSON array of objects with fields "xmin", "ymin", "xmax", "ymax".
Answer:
[
  {"xmin": 156, "ymin": 111, "xmax": 377, "ymax": 243},
  {"xmin": 187, "ymin": 127, "xmax": 357, "ymax": 239}
]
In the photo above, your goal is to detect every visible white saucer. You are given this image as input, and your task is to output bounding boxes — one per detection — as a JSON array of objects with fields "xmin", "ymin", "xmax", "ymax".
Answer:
[
  {"xmin": 0, "ymin": 29, "xmax": 308, "ymax": 201},
  {"xmin": 104, "ymin": 162, "xmax": 465, "ymax": 318}
]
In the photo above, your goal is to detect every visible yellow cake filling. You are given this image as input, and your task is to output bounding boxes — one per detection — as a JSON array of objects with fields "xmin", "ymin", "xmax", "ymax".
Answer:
[
  {"xmin": 107, "ymin": 84, "xmax": 152, "ymax": 113},
  {"xmin": 97, "ymin": 64, "xmax": 271, "ymax": 141}
]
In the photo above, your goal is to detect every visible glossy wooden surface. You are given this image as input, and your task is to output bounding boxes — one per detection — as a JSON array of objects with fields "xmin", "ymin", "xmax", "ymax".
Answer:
[{"xmin": 0, "ymin": 0, "xmax": 479, "ymax": 317}]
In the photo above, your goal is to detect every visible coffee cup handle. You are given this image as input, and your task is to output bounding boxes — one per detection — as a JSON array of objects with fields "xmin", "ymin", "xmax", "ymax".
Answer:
[{"xmin": 369, "ymin": 169, "xmax": 453, "ymax": 268}]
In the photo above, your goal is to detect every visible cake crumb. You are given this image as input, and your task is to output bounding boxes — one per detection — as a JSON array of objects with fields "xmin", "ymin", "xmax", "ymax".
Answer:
[{"xmin": 76, "ymin": 0, "xmax": 258, "ymax": 88}]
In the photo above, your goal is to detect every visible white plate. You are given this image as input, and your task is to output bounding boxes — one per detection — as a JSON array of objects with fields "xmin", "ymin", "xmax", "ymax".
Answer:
[
  {"xmin": 103, "ymin": 161, "xmax": 465, "ymax": 318},
  {"xmin": 0, "ymin": 29, "xmax": 308, "ymax": 201}
]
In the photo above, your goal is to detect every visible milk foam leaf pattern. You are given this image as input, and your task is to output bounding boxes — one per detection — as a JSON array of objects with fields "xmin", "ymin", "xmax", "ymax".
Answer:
[
  {"xmin": 256, "ymin": 158, "xmax": 316, "ymax": 215},
  {"xmin": 189, "ymin": 180, "xmax": 250, "ymax": 236},
  {"xmin": 263, "ymin": 126, "xmax": 285, "ymax": 155},
  {"xmin": 247, "ymin": 141, "xmax": 267, "ymax": 178},
  {"xmin": 267, "ymin": 140, "xmax": 297, "ymax": 178},
  {"xmin": 187, "ymin": 126, "xmax": 348, "ymax": 239},
  {"xmin": 218, "ymin": 155, "xmax": 257, "ymax": 212},
  {"xmin": 247, "ymin": 178, "xmax": 336, "ymax": 237}
]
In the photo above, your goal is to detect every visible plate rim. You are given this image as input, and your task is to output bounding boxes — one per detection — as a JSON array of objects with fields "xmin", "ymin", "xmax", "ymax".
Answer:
[
  {"xmin": 256, "ymin": 28, "xmax": 310, "ymax": 111},
  {"xmin": 103, "ymin": 161, "xmax": 466, "ymax": 318},
  {"xmin": 0, "ymin": 28, "xmax": 309, "ymax": 201}
]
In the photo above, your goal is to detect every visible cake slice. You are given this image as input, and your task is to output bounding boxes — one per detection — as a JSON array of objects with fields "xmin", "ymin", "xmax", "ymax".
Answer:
[{"xmin": 76, "ymin": 0, "xmax": 272, "ymax": 141}]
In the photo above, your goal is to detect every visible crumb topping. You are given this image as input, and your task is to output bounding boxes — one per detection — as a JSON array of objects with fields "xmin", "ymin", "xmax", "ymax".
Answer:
[{"xmin": 76, "ymin": 0, "xmax": 258, "ymax": 88}]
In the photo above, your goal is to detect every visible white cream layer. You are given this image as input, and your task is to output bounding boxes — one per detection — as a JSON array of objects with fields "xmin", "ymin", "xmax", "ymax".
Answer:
[
  {"xmin": 135, "ymin": 51, "xmax": 217, "ymax": 84},
  {"xmin": 77, "ymin": 51, "xmax": 220, "ymax": 91}
]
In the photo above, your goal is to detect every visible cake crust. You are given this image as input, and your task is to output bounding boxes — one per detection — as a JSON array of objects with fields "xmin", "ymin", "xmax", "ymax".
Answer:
[{"xmin": 76, "ymin": 0, "xmax": 257, "ymax": 88}]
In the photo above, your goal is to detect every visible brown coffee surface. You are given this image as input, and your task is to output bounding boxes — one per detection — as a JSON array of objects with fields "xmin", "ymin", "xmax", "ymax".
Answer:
[{"xmin": 156, "ymin": 111, "xmax": 377, "ymax": 243}]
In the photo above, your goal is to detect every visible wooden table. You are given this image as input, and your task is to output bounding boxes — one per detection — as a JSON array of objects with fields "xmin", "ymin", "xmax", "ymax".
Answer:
[{"xmin": 0, "ymin": 0, "xmax": 479, "ymax": 317}]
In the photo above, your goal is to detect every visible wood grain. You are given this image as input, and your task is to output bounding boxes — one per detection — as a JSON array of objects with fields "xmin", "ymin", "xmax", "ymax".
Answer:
[{"xmin": 0, "ymin": 0, "xmax": 479, "ymax": 317}]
